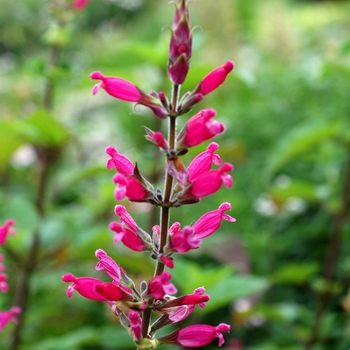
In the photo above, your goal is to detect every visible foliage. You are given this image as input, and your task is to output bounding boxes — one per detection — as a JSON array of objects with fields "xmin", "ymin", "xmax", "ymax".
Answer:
[{"xmin": 0, "ymin": 0, "xmax": 350, "ymax": 349}]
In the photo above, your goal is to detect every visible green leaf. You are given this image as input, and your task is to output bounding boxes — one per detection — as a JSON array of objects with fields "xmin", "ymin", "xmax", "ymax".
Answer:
[
  {"xmin": 0, "ymin": 119, "xmax": 40, "ymax": 170},
  {"xmin": 267, "ymin": 122, "xmax": 340, "ymax": 176},
  {"xmin": 272, "ymin": 262, "xmax": 319, "ymax": 285},
  {"xmin": 269, "ymin": 179, "xmax": 320, "ymax": 203},
  {"xmin": 171, "ymin": 259, "xmax": 234, "ymax": 293},
  {"xmin": 203, "ymin": 275, "xmax": 269, "ymax": 313},
  {"xmin": 25, "ymin": 109, "xmax": 70, "ymax": 146}
]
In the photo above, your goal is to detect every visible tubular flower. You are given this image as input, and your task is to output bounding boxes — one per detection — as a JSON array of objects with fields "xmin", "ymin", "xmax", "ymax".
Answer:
[
  {"xmin": 149, "ymin": 271, "xmax": 177, "ymax": 300},
  {"xmin": 193, "ymin": 202, "xmax": 236, "ymax": 239},
  {"xmin": 0, "ymin": 274, "xmax": 8, "ymax": 293},
  {"xmin": 109, "ymin": 222, "xmax": 152, "ymax": 252},
  {"xmin": 90, "ymin": 72, "xmax": 168, "ymax": 118},
  {"xmin": 72, "ymin": 0, "xmax": 90, "ymax": 10},
  {"xmin": 190, "ymin": 163, "xmax": 233, "ymax": 198},
  {"xmin": 95, "ymin": 249, "xmax": 121, "ymax": 282},
  {"xmin": 159, "ymin": 323, "xmax": 231, "ymax": 348},
  {"xmin": 93, "ymin": 282, "xmax": 133, "ymax": 301},
  {"xmin": 91, "ymin": 71, "xmax": 142, "ymax": 102},
  {"xmin": 187, "ymin": 142, "xmax": 221, "ymax": 182},
  {"xmin": 129, "ymin": 312, "xmax": 142, "ymax": 341},
  {"xmin": 153, "ymin": 288, "xmax": 209, "ymax": 331},
  {"xmin": 0, "ymin": 219, "xmax": 15, "ymax": 246},
  {"xmin": 177, "ymin": 109, "xmax": 225, "ymax": 148},
  {"xmin": 168, "ymin": 226, "xmax": 201, "ymax": 253},
  {"xmin": 113, "ymin": 173, "xmax": 150, "ymax": 202},
  {"xmin": 106, "ymin": 146, "xmax": 134, "ymax": 174},
  {"xmin": 61, "ymin": 273, "xmax": 108, "ymax": 301},
  {"xmin": 0, "ymin": 307, "xmax": 21, "ymax": 332},
  {"xmin": 114, "ymin": 205, "xmax": 138, "ymax": 232},
  {"xmin": 196, "ymin": 61, "xmax": 234, "ymax": 95}
]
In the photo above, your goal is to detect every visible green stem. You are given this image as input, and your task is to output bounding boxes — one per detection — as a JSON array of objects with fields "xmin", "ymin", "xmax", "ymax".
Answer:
[{"xmin": 141, "ymin": 85, "xmax": 180, "ymax": 340}]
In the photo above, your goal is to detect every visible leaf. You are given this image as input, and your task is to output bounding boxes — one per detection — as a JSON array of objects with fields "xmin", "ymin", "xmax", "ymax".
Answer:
[
  {"xmin": 267, "ymin": 122, "xmax": 340, "ymax": 176},
  {"xmin": 25, "ymin": 109, "xmax": 70, "ymax": 146},
  {"xmin": 203, "ymin": 275, "xmax": 269, "ymax": 313},
  {"xmin": 0, "ymin": 119, "xmax": 38, "ymax": 170},
  {"xmin": 171, "ymin": 259, "xmax": 233, "ymax": 294},
  {"xmin": 269, "ymin": 179, "xmax": 320, "ymax": 203},
  {"xmin": 272, "ymin": 262, "xmax": 319, "ymax": 285}
]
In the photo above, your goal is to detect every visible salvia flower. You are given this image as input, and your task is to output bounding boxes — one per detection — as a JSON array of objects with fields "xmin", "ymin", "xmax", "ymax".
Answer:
[
  {"xmin": 195, "ymin": 61, "xmax": 234, "ymax": 95},
  {"xmin": 73, "ymin": 0, "xmax": 90, "ymax": 10},
  {"xmin": 113, "ymin": 173, "xmax": 150, "ymax": 202},
  {"xmin": 177, "ymin": 109, "xmax": 225, "ymax": 148},
  {"xmin": 129, "ymin": 311, "xmax": 142, "ymax": 341},
  {"xmin": 188, "ymin": 142, "xmax": 221, "ymax": 182},
  {"xmin": 62, "ymin": 273, "xmax": 108, "ymax": 301},
  {"xmin": 190, "ymin": 163, "xmax": 233, "ymax": 198},
  {"xmin": 95, "ymin": 249, "xmax": 121, "ymax": 282},
  {"xmin": 149, "ymin": 271, "xmax": 177, "ymax": 300},
  {"xmin": 0, "ymin": 307, "xmax": 21, "ymax": 332},
  {"xmin": 106, "ymin": 146, "xmax": 134, "ymax": 174},
  {"xmin": 193, "ymin": 202, "xmax": 236, "ymax": 239},
  {"xmin": 93, "ymin": 282, "xmax": 133, "ymax": 301},
  {"xmin": 0, "ymin": 219, "xmax": 15, "ymax": 246},
  {"xmin": 0, "ymin": 274, "xmax": 8, "ymax": 293},
  {"xmin": 159, "ymin": 323, "xmax": 231, "ymax": 348},
  {"xmin": 109, "ymin": 222, "xmax": 152, "ymax": 252},
  {"xmin": 90, "ymin": 71, "xmax": 168, "ymax": 118}
]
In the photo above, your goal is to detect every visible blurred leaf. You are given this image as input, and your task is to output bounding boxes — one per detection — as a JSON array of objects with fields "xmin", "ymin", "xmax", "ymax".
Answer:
[
  {"xmin": 272, "ymin": 262, "xmax": 319, "ymax": 285},
  {"xmin": 267, "ymin": 122, "xmax": 340, "ymax": 176},
  {"xmin": 204, "ymin": 275, "xmax": 269, "ymax": 313},
  {"xmin": 23, "ymin": 326, "xmax": 99, "ymax": 350},
  {"xmin": 25, "ymin": 109, "xmax": 70, "ymax": 146},
  {"xmin": 171, "ymin": 259, "xmax": 233, "ymax": 294},
  {"xmin": 0, "ymin": 125, "xmax": 25, "ymax": 171},
  {"xmin": 270, "ymin": 179, "xmax": 319, "ymax": 203}
]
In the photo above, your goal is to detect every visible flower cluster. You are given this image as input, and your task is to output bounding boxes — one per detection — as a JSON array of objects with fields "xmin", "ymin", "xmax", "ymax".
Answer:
[
  {"xmin": 63, "ymin": 0, "xmax": 235, "ymax": 348},
  {"xmin": 0, "ymin": 219, "xmax": 21, "ymax": 332}
]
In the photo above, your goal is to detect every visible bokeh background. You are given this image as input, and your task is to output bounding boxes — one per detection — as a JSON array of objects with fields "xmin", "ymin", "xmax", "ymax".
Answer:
[{"xmin": 1, "ymin": 0, "xmax": 350, "ymax": 349}]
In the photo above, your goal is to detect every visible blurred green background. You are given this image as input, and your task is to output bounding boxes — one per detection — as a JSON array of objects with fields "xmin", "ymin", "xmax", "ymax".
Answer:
[{"xmin": 1, "ymin": 0, "xmax": 350, "ymax": 349}]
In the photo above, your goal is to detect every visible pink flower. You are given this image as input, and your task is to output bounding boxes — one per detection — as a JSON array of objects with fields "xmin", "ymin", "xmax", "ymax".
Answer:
[
  {"xmin": 95, "ymin": 249, "xmax": 121, "ymax": 282},
  {"xmin": 193, "ymin": 202, "xmax": 236, "ymax": 239},
  {"xmin": 90, "ymin": 72, "xmax": 168, "ymax": 118},
  {"xmin": 0, "ymin": 274, "xmax": 8, "ymax": 293},
  {"xmin": 190, "ymin": 163, "xmax": 233, "ymax": 198},
  {"xmin": 0, "ymin": 219, "xmax": 15, "ymax": 246},
  {"xmin": 197, "ymin": 61, "xmax": 234, "ymax": 95},
  {"xmin": 106, "ymin": 146, "xmax": 134, "ymax": 174},
  {"xmin": 62, "ymin": 273, "xmax": 107, "ymax": 301},
  {"xmin": 144, "ymin": 128, "xmax": 168, "ymax": 151},
  {"xmin": 91, "ymin": 71, "xmax": 142, "ymax": 102},
  {"xmin": 73, "ymin": 0, "xmax": 90, "ymax": 10},
  {"xmin": 187, "ymin": 142, "xmax": 221, "ymax": 182},
  {"xmin": 129, "ymin": 312, "xmax": 142, "ymax": 341},
  {"xmin": 113, "ymin": 173, "xmax": 149, "ymax": 201},
  {"xmin": 160, "ymin": 288, "xmax": 210, "ymax": 309},
  {"xmin": 0, "ymin": 307, "xmax": 21, "ymax": 332},
  {"xmin": 159, "ymin": 323, "xmax": 231, "ymax": 348},
  {"xmin": 168, "ymin": 226, "xmax": 201, "ymax": 253},
  {"xmin": 149, "ymin": 271, "xmax": 177, "ymax": 300},
  {"xmin": 178, "ymin": 109, "xmax": 225, "ymax": 148},
  {"xmin": 93, "ymin": 282, "xmax": 133, "ymax": 301},
  {"xmin": 109, "ymin": 222, "xmax": 152, "ymax": 252},
  {"xmin": 153, "ymin": 288, "xmax": 209, "ymax": 330},
  {"xmin": 114, "ymin": 205, "xmax": 138, "ymax": 232}
]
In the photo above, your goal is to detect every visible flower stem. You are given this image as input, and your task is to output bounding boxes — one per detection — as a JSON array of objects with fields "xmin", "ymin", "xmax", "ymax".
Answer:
[{"xmin": 141, "ymin": 84, "xmax": 180, "ymax": 340}]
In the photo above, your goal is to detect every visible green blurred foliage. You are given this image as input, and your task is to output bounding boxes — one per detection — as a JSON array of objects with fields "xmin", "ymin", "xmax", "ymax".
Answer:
[{"xmin": 1, "ymin": 0, "xmax": 350, "ymax": 349}]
